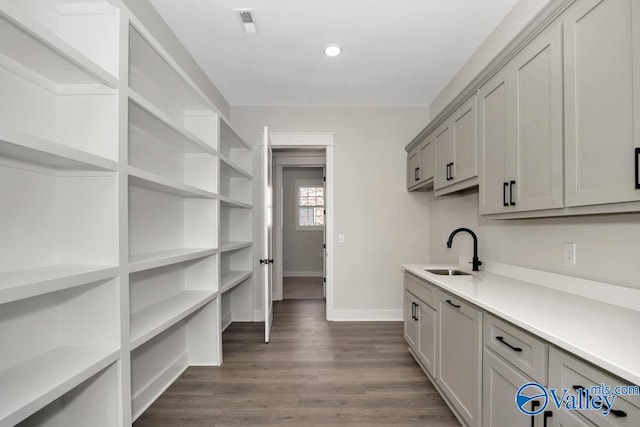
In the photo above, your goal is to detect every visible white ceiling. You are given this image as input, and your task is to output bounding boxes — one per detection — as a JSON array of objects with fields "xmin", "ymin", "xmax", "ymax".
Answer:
[{"xmin": 148, "ymin": 0, "xmax": 519, "ymax": 106}]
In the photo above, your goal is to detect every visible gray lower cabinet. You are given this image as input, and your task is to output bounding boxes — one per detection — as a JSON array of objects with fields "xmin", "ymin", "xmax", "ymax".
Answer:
[
  {"xmin": 437, "ymin": 291, "xmax": 483, "ymax": 427},
  {"xmin": 403, "ymin": 276, "xmax": 437, "ymax": 378},
  {"xmin": 483, "ymin": 348, "xmax": 540, "ymax": 426},
  {"xmin": 404, "ymin": 291, "xmax": 418, "ymax": 349},
  {"xmin": 416, "ymin": 302, "xmax": 436, "ymax": 377}
]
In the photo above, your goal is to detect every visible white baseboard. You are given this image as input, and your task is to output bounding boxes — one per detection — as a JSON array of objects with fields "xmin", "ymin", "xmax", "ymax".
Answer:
[
  {"xmin": 283, "ymin": 270, "xmax": 323, "ymax": 278},
  {"xmin": 253, "ymin": 309, "xmax": 264, "ymax": 322},
  {"xmin": 328, "ymin": 309, "xmax": 403, "ymax": 322}
]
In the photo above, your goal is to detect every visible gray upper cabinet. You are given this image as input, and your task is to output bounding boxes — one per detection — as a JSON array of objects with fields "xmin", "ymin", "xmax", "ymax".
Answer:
[
  {"xmin": 564, "ymin": 0, "xmax": 640, "ymax": 207},
  {"xmin": 479, "ymin": 20, "xmax": 563, "ymax": 215},
  {"xmin": 434, "ymin": 95, "xmax": 478, "ymax": 196},
  {"xmin": 407, "ymin": 136, "xmax": 434, "ymax": 191}
]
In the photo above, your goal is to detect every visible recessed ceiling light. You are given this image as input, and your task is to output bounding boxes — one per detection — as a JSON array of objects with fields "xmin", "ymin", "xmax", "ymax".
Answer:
[{"xmin": 324, "ymin": 44, "xmax": 342, "ymax": 57}]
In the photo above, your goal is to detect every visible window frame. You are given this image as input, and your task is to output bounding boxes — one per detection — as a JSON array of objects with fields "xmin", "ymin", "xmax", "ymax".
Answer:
[{"xmin": 295, "ymin": 179, "xmax": 325, "ymax": 231}]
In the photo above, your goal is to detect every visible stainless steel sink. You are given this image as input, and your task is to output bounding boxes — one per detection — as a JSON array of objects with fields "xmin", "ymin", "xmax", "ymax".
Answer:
[{"xmin": 424, "ymin": 268, "xmax": 471, "ymax": 276}]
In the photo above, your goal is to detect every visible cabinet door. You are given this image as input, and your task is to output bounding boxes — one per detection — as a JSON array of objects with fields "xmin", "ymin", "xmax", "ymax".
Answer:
[
  {"xmin": 479, "ymin": 68, "xmax": 511, "ymax": 214},
  {"xmin": 407, "ymin": 147, "xmax": 421, "ymax": 189},
  {"xmin": 434, "ymin": 122, "xmax": 453, "ymax": 190},
  {"xmin": 404, "ymin": 292, "xmax": 417, "ymax": 349},
  {"xmin": 483, "ymin": 349, "xmax": 542, "ymax": 427},
  {"xmin": 437, "ymin": 293, "xmax": 482, "ymax": 427},
  {"xmin": 419, "ymin": 139, "xmax": 434, "ymax": 183},
  {"xmin": 511, "ymin": 20, "xmax": 564, "ymax": 212},
  {"xmin": 416, "ymin": 303, "xmax": 436, "ymax": 378},
  {"xmin": 564, "ymin": 0, "xmax": 640, "ymax": 206},
  {"xmin": 451, "ymin": 95, "xmax": 478, "ymax": 185}
]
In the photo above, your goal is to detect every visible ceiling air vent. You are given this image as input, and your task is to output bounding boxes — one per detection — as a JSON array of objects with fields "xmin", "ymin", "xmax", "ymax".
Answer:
[{"xmin": 236, "ymin": 9, "xmax": 258, "ymax": 34}]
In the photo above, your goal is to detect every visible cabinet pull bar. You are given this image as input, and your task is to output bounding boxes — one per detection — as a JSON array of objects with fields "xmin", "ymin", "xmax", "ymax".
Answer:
[
  {"xmin": 415, "ymin": 167, "xmax": 420, "ymax": 181},
  {"xmin": 572, "ymin": 385, "xmax": 627, "ymax": 417},
  {"xmin": 496, "ymin": 336, "xmax": 522, "ymax": 352},
  {"xmin": 450, "ymin": 162, "xmax": 455, "ymax": 180},
  {"xmin": 446, "ymin": 163, "xmax": 450, "ymax": 181},
  {"xmin": 446, "ymin": 299, "xmax": 461, "ymax": 309},
  {"xmin": 503, "ymin": 182, "xmax": 509, "ymax": 207},
  {"xmin": 411, "ymin": 302, "xmax": 416, "ymax": 320},
  {"xmin": 543, "ymin": 410, "xmax": 553, "ymax": 427},
  {"xmin": 635, "ymin": 147, "xmax": 639, "ymax": 189},
  {"xmin": 414, "ymin": 304, "xmax": 419, "ymax": 321},
  {"xmin": 531, "ymin": 400, "xmax": 540, "ymax": 427},
  {"xmin": 510, "ymin": 180, "xmax": 516, "ymax": 206}
]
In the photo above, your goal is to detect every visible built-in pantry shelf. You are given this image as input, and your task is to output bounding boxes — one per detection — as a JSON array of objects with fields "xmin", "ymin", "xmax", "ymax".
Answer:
[
  {"xmin": 0, "ymin": 6, "xmax": 117, "ymax": 88},
  {"xmin": 0, "ymin": 265, "xmax": 118, "ymax": 305},
  {"xmin": 130, "ymin": 291, "xmax": 217, "ymax": 350},
  {"xmin": 0, "ymin": 130, "xmax": 117, "ymax": 171},
  {"xmin": 220, "ymin": 155, "xmax": 252, "ymax": 179},
  {"xmin": 219, "ymin": 241, "xmax": 253, "ymax": 253},
  {"xmin": 0, "ymin": 346, "xmax": 119, "ymax": 426},
  {"xmin": 220, "ymin": 271, "xmax": 253, "ymax": 294},
  {"xmin": 128, "ymin": 166, "xmax": 217, "ymax": 199},
  {"xmin": 128, "ymin": 89, "xmax": 218, "ymax": 156},
  {"xmin": 129, "ymin": 248, "xmax": 217, "ymax": 274},
  {"xmin": 219, "ymin": 195, "xmax": 252, "ymax": 209}
]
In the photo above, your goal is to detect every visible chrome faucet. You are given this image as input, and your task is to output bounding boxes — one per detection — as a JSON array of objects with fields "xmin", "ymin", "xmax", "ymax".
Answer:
[{"xmin": 447, "ymin": 228, "xmax": 482, "ymax": 272}]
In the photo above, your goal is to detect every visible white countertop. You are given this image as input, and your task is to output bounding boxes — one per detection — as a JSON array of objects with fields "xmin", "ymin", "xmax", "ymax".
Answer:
[{"xmin": 402, "ymin": 262, "xmax": 640, "ymax": 386}]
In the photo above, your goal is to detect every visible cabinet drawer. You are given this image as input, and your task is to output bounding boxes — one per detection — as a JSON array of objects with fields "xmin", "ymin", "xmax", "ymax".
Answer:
[
  {"xmin": 484, "ymin": 314, "xmax": 548, "ymax": 384},
  {"xmin": 549, "ymin": 347, "xmax": 640, "ymax": 427},
  {"xmin": 404, "ymin": 272, "xmax": 436, "ymax": 308}
]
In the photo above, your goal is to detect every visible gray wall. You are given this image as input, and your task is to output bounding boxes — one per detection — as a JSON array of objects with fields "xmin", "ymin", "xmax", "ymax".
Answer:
[
  {"xmin": 282, "ymin": 167, "xmax": 324, "ymax": 276},
  {"xmin": 429, "ymin": 190, "xmax": 640, "ymax": 289},
  {"xmin": 232, "ymin": 106, "xmax": 431, "ymax": 320}
]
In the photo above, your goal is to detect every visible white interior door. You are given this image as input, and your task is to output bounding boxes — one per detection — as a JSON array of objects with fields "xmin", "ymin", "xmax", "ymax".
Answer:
[
  {"xmin": 322, "ymin": 166, "xmax": 326, "ymax": 299},
  {"xmin": 262, "ymin": 126, "xmax": 273, "ymax": 343}
]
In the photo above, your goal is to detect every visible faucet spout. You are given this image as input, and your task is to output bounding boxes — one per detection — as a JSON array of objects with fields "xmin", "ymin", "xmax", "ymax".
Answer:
[{"xmin": 446, "ymin": 227, "xmax": 482, "ymax": 272}]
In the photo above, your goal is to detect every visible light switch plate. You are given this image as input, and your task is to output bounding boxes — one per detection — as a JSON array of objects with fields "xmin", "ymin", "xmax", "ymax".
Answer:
[{"xmin": 564, "ymin": 243, "xmax": 576, "ymax": 264}]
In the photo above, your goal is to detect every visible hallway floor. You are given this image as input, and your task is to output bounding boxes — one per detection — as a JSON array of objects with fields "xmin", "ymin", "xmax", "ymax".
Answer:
[
  {"xmin": 283, "ymin": 276, "xmax": 324, "ymax": 299},
  {"xmin": 134, "ymin": 299, "xmax": 459, "ymax": 426}
]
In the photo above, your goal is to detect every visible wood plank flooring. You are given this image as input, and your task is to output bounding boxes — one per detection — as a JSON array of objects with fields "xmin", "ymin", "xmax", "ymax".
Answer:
[
  {"xmin": 283, "ymin": 276, "xmax": 324, "ymax": 299},
  {"xmin": 134, "ymin": 299, "xmax": 459, "ymax": 426}
]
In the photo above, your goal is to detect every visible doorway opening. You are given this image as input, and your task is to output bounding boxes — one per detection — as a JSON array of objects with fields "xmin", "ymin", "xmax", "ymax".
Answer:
[
  {"xmin": 272, "ymin": 151, "xmax": 326, "ymax": 304},
  {"xmin": 280, "ymin": 165, "xmax": 325, "ymax": 300}
]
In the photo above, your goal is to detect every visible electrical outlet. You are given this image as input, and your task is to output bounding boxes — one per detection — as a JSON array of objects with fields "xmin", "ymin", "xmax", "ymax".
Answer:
[
  {"xmin": 338, "ymin": 234, "xmax": 345, "ymax": 243},
  {"xmin": 564, "ymin": 243, "xmax": 576, "ymax": 264}
]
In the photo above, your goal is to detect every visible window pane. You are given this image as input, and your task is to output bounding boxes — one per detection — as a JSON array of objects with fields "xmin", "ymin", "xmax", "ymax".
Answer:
[
  {"xmin": 314, "ymin": 207, "xmax": 324, "ymax": 225},
  {"xmin": 299, "ymin": 187, "xmax": 308, "ymax": 197},
  {"xmin": 300, "ymin": 207, "xmax": 314, "ymax": 226}
]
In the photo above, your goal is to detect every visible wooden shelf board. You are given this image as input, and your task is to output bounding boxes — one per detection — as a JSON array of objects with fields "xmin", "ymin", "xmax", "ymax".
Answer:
[
  {"xmin": 0, "ymin": 265, "xmax": 118, "ymax": 305},
  {"xmin": 219, "ymin": 195, "xmax": 252, "ymax": 209},
  {"xmin": 129, "ymin": 248, "xmax": 217, "ymax": 274},
  {"xmin": 128, "ymin": 166, "xmax": 218, "ymax": 199},
  {"xmin": 128, "ymin": 90, "xmax": 217, "ymax": 156},
  {"xmin": 219, "ymin": 241, "xmax": 253, "ymax": 253},
  {"xmin": 130, "ymin": 291, "xmax": 216, "ymax": 350},
  {"xmin": 0, "ymin": 7, "xmax": 117, "ymax": 88},
  {"xmin": 220, "ymin": 155, "xmax": 252, "ymax": 179},
  {"xmin": 220, "ymin": 271, "xmax": 253, "ymax": 294},
  {"xmin": 0, "ymin": 129, "xmax": 117, "ymax": 171},
  {"xmin": 0, "ymin": 346, "xmax": 119, "ymax": 426}
]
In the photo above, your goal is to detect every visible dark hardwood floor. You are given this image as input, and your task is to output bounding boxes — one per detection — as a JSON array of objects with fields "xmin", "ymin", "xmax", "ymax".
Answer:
[
  {"xmin": 134, "ymin": 299, "xmax": 459, "ymax": 426},
  {"xmin": 283, "ymin": 276, "xmax": 324, "ymax": 299}
]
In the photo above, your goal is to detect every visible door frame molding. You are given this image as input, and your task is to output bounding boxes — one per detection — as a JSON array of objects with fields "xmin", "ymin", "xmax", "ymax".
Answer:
[{"xmin": 267, "ymin": 133, "xmax": 336, "ymax": 321}]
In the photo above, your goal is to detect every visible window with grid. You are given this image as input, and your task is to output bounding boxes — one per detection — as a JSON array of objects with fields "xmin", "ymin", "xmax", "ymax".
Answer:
[{"xmin": 296, "ymin": 180, "xmax": 324, "ymax": 229}]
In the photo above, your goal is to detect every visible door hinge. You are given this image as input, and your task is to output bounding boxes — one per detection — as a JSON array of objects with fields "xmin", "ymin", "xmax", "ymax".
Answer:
[
  {"xmin": 323, "ymin": 176, "xmax": 326, "ymax": 182},
  {"xmin": 323, "ymin": 209, "xmax": 326, "ymax": 215},
  {"xmin": 323, "ymin": 243, "xmax": 326, "ymax": 249},
  {"xmin": 323, "ymin": 277, "xmax": 326, "ymax": 283}
]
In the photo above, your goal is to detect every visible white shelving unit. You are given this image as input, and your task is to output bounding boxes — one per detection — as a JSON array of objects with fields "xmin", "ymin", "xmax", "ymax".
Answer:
[
  {"xmin": 0, "ymin": 1, "xmax": 255, "ymax": 424},
  {"xmin": 219, "ymin": 121, "xmax": 255, "ymax": 330}
]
